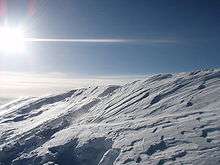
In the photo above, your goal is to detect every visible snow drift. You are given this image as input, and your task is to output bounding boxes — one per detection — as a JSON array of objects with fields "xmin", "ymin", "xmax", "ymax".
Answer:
[{"xmin": 0, "ymin": 69, "xmax": 219, "ymax": 165}]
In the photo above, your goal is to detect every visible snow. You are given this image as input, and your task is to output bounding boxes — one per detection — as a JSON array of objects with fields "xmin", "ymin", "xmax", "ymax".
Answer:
[{"xmin": 0, "ymin": 69, "xmax": 220, "ymax": 165}]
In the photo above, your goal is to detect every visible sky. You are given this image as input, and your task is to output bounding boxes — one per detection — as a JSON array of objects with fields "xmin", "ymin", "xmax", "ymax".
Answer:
[
  {"xmin": 0, "ymin": 0, "xmax": 220, "ymax": 100},
  {"xmin": 0, "ymin": 0, "xmax": 219, "ymax": 75}
]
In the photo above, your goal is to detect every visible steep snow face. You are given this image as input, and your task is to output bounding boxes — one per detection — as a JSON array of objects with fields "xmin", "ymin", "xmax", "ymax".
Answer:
[{"xmin": 0, "ymin": 69, "xmax": 220, "ymax": 165}]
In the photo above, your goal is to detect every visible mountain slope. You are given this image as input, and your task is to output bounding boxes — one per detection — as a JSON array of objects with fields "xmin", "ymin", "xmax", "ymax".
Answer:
[{"xmin": 0, "ymin": 69, "xmax": 219, "ymax": 165}]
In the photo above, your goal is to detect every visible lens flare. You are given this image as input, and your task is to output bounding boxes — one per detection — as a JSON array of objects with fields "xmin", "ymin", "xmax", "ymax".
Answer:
[{"xmin": 0, "ymin": 26, "xmax": 26, "ymax": 54}]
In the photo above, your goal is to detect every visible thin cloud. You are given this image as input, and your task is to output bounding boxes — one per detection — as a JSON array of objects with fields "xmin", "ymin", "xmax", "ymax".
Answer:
[{"xmin": 24, "ymin": 38, "xmax": 177, "ymax": 44}]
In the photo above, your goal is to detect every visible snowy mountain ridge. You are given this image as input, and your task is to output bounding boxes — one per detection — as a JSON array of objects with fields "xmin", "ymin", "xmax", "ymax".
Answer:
[{"xmin": 0, "ymin": 69, "xmax": 220, "ymax": 165}]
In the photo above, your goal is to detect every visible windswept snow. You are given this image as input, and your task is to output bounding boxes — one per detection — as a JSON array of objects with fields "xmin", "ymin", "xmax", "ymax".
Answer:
[{"xmin": 0, "ymin": 69, "xmax": 220, "ymax": 165}]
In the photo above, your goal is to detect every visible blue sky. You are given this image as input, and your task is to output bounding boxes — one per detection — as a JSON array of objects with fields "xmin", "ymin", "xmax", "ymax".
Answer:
[{"xmin": 0, "ymin": 0, "xmax": 220, "ymax": 76}]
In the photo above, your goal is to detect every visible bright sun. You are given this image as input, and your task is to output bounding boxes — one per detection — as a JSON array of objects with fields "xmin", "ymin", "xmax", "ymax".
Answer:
[{"xmin": 0, "ymin": 26, "xmax": 26, "ymax": 54}]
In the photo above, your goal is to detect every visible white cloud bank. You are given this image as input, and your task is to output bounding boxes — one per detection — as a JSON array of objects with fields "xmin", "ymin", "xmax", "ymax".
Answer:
[{"xmin": 0, "ymin": 71, "xmax": 146, "ymax": 103}]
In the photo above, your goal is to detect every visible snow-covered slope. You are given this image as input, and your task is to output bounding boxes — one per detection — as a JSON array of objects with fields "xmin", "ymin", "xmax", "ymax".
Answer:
[{"xmin": 0, "ymin": 69, "xmax": 219, "ymax": 165}]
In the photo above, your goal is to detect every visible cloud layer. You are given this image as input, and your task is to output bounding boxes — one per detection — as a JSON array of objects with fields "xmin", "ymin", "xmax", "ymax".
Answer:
[{"xmin": 0, "ymin": 71, "xmax": 145, "ymax": 100}]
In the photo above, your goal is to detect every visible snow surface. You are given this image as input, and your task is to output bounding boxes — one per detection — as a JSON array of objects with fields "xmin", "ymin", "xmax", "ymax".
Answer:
[{"xmin": 0, "ymin": 69, "xmax": 219, "ymax": 165}]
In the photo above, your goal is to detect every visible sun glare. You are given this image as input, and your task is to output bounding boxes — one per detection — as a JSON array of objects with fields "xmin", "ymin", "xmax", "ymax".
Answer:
[{"xmin": 0, "ymin": 26, "xmax": 26, "ymax": 54}]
